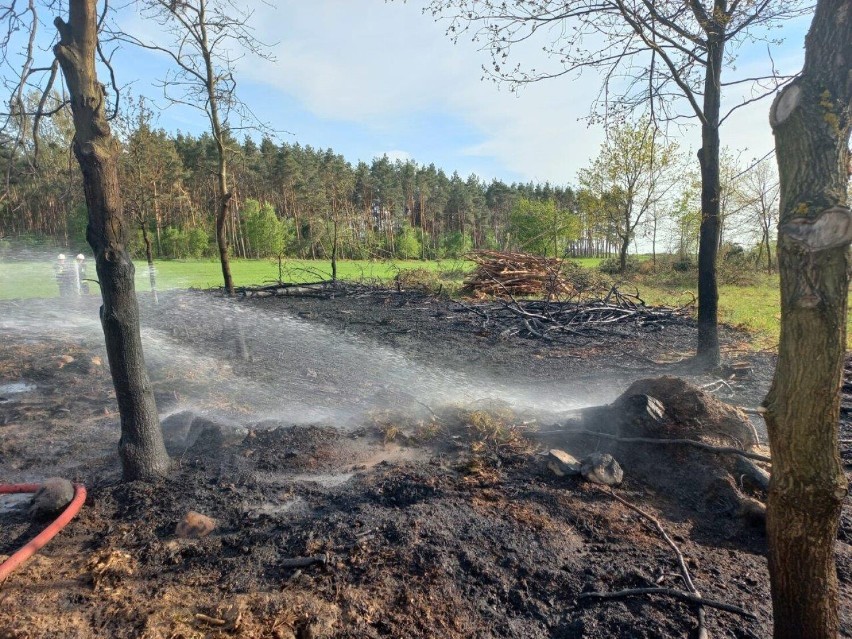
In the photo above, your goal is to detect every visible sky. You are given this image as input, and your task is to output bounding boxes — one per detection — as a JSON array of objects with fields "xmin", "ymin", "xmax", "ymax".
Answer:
[{"xmin": 30, "ymin": 1, "xmax": 816, "ymax": 186}]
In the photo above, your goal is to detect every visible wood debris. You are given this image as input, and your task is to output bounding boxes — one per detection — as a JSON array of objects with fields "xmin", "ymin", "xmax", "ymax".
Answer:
[
  {"xmin": 454, "ymin": 286, "xmax": 690, "ymax": 340},
  {"xmin": 462, "ymin": 250, "xmax": 576, "ymax": 298}
]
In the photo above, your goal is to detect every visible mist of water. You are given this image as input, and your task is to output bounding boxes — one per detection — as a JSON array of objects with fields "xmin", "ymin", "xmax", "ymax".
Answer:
[{"xmin": 1, "ymin": 246, "xmax": 618, "ymax": 437}]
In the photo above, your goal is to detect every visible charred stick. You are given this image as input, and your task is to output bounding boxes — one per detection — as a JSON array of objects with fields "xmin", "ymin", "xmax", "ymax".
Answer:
[
  {"xmin": 602, "ymin": 487, "xmax": 708, "ymax": 635},
  {"xmin": 280, "ymin": 554, "xmax": 328, "ymax": 569},
  {"xmin": 570, "ymin": 430, "xmax": 771, "ymax": 463},
  {"xmin": 578, "ymin": 588, "xmax": 757, "ymax": 620}
]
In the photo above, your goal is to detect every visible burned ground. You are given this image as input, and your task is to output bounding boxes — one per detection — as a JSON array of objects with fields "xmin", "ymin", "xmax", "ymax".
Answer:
[{"xmin": 0, "ymin": 287, "xmax": 850, "ymax": 638}]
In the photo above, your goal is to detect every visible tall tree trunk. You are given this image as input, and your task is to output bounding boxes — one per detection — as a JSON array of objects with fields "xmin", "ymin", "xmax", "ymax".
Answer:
[
  {"xmin": 141, "ymin": 222, "xmax": 158, "ymax": 304},
  {"xmin": 331, "ymin": 216, "xmax": 338, "ymax": 281},
  {"xmin": 763, "ymin": 228, "xmax": 773, "ymax": 275},
  {"xmin": 53, "ymin": 0, "xmax": 169, "ymax": 481},
  {"xmin": 197, "ymin": 0, "xmax": 234, "ymax": 295},
  {"xmin": 618, "ymin": 235, "xmax": 629, "ymax": 273},
  {"xmin": 153, "ymin": 181, "xmax": 162, "ymax": 257},
  {"xmin": 765, "ymin": 1, "xmax": 852, "ymax": 636},
  {"xmin": 651, "ymin": 216, "xmax": 657, "ymax": 268},
  {"xmin": 695, "ymin": 34, "xmax": 724, "ymax": 369}
]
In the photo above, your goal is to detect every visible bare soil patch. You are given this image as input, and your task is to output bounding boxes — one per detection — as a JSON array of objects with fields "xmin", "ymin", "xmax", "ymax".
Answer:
[{"xmin": 1, "ymin": 288, "xmax": 851, "ymax": 638}]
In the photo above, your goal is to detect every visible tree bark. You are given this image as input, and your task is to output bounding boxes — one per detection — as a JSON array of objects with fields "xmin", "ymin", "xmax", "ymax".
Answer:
[
  {"xmin": 197, "ymin": 0, "xmax": 234, "ymax": 295},
  {"xmin": 618, "ymin": 234, "xmax": 629, "ymax": 273},
  {"xmin": 53, "ymin": 0, "xmax": 169, "ymax": 481},
  {"xmin": 331, "ymin": 216, "xmax": 338, "ymax": 281},
  {"xmin": 764, "ymin": 1, "xmax": 852, "ymax": 636},
  {"xmin": 141, "ymin": 222, "xmax": 158, "ymax": 304},
  {"xmin": 695, "ymin": 32, "xmax": 724, "ymax": 369}
]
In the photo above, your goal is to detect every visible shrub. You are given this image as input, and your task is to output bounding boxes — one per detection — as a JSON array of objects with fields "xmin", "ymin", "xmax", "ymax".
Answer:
[
  {"xmin": 440, "ymin": 231, "xmax": 473, "ymax": 258},
  {"xmin": 186, "ymin": 227, "xmax": 209, "ymax": 258},
  {"xmin": 396, "ymin": 223, "xmax": 422, "ymax": 259},
  {"xmin": 598, "ymin": 256, "xmax": 639, "ymax": 275},
  {"xmin": 562, "ymin": 260, "xmax": 611, "ymax": 296},
  {"xmin": 243, "ymin": 200, "xmax": 284, "ymax": 258},
  {"xmin": 672, "ymin": 256, "xmax": 695, "ymax": 272}
]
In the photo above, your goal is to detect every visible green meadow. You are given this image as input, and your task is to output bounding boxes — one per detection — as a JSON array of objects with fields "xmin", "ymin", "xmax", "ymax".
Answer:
[
  {"xmin": 0, "ymin": 258, "xmax": 473, "ymax": 300},
  {"xmin": 2, "ymin": 257, "xmax": 845, "ymax": 350}
]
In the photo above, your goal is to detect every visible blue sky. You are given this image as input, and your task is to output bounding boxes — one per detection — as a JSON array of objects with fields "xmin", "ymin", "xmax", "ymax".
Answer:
[{"xmin": 58, "ymin": 2, "xmax": 815, "ymax": 185}]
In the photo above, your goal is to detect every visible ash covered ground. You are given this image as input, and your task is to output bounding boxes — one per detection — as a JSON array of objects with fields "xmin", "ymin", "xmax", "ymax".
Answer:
[{"xmin": 1, "ymin": 287, "xmax": 851, "ymax": 638}]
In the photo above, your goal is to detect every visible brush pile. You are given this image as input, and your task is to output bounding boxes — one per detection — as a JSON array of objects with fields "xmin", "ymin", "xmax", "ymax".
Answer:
[
  {"xmin": 455, "ymin": 287, "xmax": 692, "ymax": 340},
  {"xmin": 462, "ymin": 250, "xmax": 576, "ymax": 299}
]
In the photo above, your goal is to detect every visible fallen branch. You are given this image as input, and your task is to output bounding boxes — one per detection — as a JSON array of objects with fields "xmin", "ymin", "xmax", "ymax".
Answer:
[
  {"xmin": 194, "ymin": 613, "xmax": 227, "ymax": 626},
  {"xmin": 578, "ymin": 587, "xmax": 757, "ymax": 620},
  {"xmin": 280, "ymin": 554, "xmax": 329, "ymax": 569},
  {"xmin": 571, "ymin": 429, "xmax": 771, "ymax": 463},
  {"xmin": 602, "ymin": 487, "xmax": 708, "ymax": 636},
  {"xmin": 454, "ymin": 286, "xmax": 690, "ymax": 341}
]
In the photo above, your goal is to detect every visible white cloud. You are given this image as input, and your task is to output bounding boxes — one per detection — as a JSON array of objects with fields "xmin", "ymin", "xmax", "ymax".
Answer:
[
  {"xmin": 235, "ymin": 0, "xmax": 614, "ymax": 183},
  {"xmin": 381, "ymin": 150, "xmax": 412, "ymax": 163},
  {"xmin": 120, "ymin": 0, "xmax": 809, "ymax": 184}
]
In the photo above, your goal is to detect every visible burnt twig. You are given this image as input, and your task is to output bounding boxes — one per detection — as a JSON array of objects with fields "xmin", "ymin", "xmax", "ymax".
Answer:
[
  {"xmin": 603, "ymin": 487, "xmax": 708, "ymax": 636},
  {"xmin": 280, "ymin": 554, "xmax": 329, "ymax": 569},
  {"xmin": 578, "ymin": 587, "xmax": 757, "ymax": 620},
  {"xmin": 572, "ymin": 429, "xmax": 771, "ymax": 463}
]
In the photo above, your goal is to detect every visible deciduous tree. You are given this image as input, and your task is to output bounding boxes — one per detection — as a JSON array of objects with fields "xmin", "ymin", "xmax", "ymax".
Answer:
[
  {"xmin": 764, "ymin": 1, "xmax": 852, "ymax": 635},
  {"xmin": 1, "ymin": 0, "xmax": 170, "ymax": 480},
  {"xmin": 116, "ymin": 0, "xmax": 272, "ymax": 295},
  {"xmin": 579, "ymin": 118, "xmax": 679, "ymax": 273},
  {"xmin": 426, "ymin": 0, "xmax": 811, "ymax": 367}
]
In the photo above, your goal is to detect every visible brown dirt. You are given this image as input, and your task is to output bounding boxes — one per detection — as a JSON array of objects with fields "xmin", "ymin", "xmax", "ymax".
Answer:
[{"xmin": 0, "ymin": 288, "xmax": 851, "ymax": 638}]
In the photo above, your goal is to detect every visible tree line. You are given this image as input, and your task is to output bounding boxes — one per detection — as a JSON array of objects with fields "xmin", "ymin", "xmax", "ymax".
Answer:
[
  {"xmin": 1, "ymin": 3, "xmax": 848, "ymax": 635},
  {"xmin": 0, "ymin": 113, "xmax": 604, "ymax": 262},
  {"xmin": 1, "ymin": 105, "xmax": 778, "ymax": 271}
]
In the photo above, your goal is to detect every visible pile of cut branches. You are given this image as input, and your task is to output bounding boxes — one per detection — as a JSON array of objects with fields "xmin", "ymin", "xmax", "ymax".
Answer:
[
  {"xmin": 462, "ymin": 250, "xmax": 576, "ymax": 298},
  {"xmin": 455, "ymin": 287, "xmax": 692, "ymax": 340}
]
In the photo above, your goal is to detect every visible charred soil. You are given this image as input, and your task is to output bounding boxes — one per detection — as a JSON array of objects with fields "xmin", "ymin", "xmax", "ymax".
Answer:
[{"xmin": 1, "ymin": 287, "xmax": 851, "ymax": 638}]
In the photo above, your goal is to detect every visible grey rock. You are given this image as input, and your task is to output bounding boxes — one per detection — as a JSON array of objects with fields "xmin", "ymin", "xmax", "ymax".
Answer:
[
  {"xmin": 30, "ymin": 477, "xmax": 75, "ymax": 519},
  {"xmin": 160, "ymin": 410, "xmax": 195, "ymax": 449},
  {"xmin": 547, "ymin": 449, "xmax": 582, "ymax": 477},
  {"xmin": 161, "ymin": 411, "xmax": 242, "ymax": 455},
  {"xmin": 580, "ymin": 453, "xmax": 624, "ymax": 486}
]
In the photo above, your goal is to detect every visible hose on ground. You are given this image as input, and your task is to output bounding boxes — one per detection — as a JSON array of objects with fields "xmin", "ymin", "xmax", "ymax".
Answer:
[{"xmin": 0, "ymin": 482, "xmax": 87, "ymax": 582}]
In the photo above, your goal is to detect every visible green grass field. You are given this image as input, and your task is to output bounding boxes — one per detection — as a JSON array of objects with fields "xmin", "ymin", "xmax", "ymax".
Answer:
[
  {"xmin": 0, "ymin": 258, "xmax": 476, "ymax": 300},
  {"xmin": 0, "ymin": 256, "xmax": 842, "ymax": 351},
  {"xmin": 636, "ymin": 276, "xmax": 852, "ymax": 350}
]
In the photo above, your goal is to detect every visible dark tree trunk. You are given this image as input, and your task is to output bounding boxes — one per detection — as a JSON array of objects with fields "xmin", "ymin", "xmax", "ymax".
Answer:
[
  {"xmin": 53, "ymin": 0, "xmax": 169, "ymax": 481},
  {"xmin": 618, "ymin": 235, "xmax": 629, "ymax": 273},
  {"xmin": 695, "ymin": 33, "xmax": 724, "ymax": 369},
  {"xmin": 763, "ymin": 229, "xmax": 773, "ymax": 275},
  {"xmin": 199, "ymin": 13, "xmax": 234, "ymax": 296},
  {"xmin": 764, "ymin": 1, "xmax": 852, "ymax": 636},
  {"xmin": 141, "ymin": 222, "xmax": 158, "ymax": 304},
  {"xmin": 216, "ymin": 194, "xmax": 234, "ymax": 294},
  {"xmin": 331, "ymin": 216, "xmax": 338, "ymax": 282}
]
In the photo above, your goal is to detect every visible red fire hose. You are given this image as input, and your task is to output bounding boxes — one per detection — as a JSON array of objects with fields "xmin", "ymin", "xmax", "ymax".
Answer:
[{"xmin": 0, "ymin": 483, "xmax": 87, "ymax": 582}]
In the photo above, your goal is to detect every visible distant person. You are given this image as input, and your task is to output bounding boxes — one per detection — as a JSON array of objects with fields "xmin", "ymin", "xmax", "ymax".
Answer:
[
  {"xmin": 54, "ymin": 253, "xmax": 74, "ymax": 297},
  {"xmin": 75, "ymin": 254, "xmax": 89, "ymax": 295}
]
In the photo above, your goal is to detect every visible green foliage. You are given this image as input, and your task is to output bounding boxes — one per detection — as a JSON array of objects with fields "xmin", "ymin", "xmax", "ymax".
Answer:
[
  {"xmin": 159, "ymin": 225, "xmax": 209, "ymax": 259},
  {"xmin": 128, "ymin": 229, "xmax": 147, "ymax": 259},
  {"xmin": 243, "ymin": 199, "xmax": 285, "ymax": 257},
  {"xmin": 68, "ymin": 204, "xmax": 89, "ymax": 251},
  {"xmin": 598, "ymin": 256, "xmax": 639, "ymax": 275},
  {"xmin": 186, "ymin": 227, "xmax": 210, "ymax": 258},
  {"xmin": 160, "ymin": 226, "xmax": 184, "ymax": 258},
  {"xmin": 396, "ymin": 223, "xmax": 422, "ymax": 259},
  {"xmin": 441, "ymin": 231, "xmax": 473, "ymax": 258},
  {"xmin": 578, "ymin": 118, "xmax": 680, "ymax": 271},
  {"xmin": 508, "ymin": 197, "xmax": 578, "ymax": 257}
]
